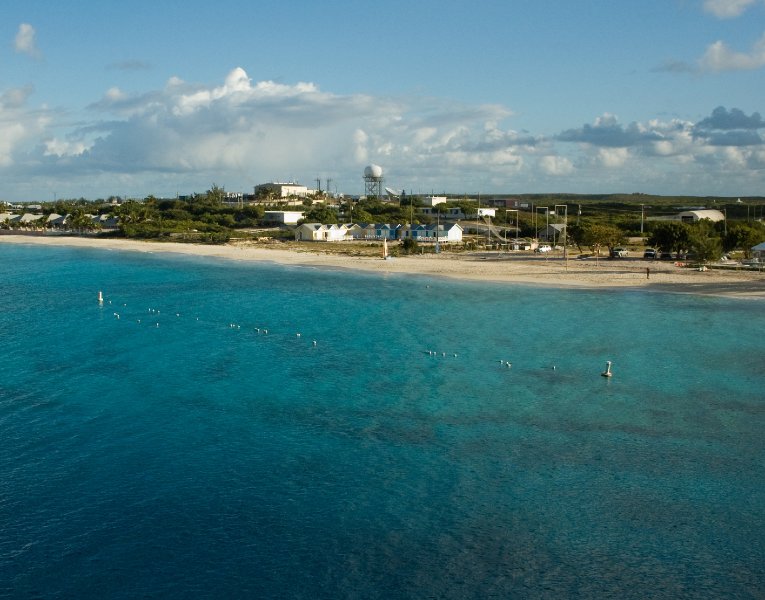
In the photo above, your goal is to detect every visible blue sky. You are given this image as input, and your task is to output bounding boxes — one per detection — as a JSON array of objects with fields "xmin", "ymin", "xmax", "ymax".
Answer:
[{"xmin": 2, "ymin": 0, "xmax": 764, "ymax": 201}]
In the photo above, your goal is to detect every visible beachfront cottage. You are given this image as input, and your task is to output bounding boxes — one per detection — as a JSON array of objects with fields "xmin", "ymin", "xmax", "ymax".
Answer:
[
  {"xmin": 294, "ymin": 223, "xmax": 353, "ymax": 242},
  {"xmin": 357, "ymin": 223, "xmax": 401, "ymax": 240},
  {"xmin": 91, "ymin": 214, "xmax": 120, "ymax": 230},
  {"xmin": 18, "ymin": 213, "xmax": 45, "ymax": 229},
  {"xmin": 400, "ymin": 223, "xmax": 463, "ymax": 243},
  {"xmin": 344, "ymin": 223, "xmax": 363, "ymax": 239},
  {"xmin": 46, "ymin": 213, "xmax": 69, "ymax": 229}
]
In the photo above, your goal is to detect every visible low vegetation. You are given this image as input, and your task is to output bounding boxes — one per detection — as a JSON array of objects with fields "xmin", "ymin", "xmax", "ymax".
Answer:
[{"xmin": 4, "ymin": 189, "xmax": 765, "ymax": 258}]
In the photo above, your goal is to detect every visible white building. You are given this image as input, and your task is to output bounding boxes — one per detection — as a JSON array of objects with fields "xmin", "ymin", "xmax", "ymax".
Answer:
[
  {"xmin": 677, "ymin": 209, "xmax": 725, "ymax": 223},
  {"xmin": 263, "ymin": 211, "xmax": 304, "ymax": 225},
  {"xmin": 294, "ymin": 223, "xmax": 353, "ymax": 242},
  {"xmin": 254, "ymin": 182, "xmax": 311, "ymax": 198},
  {"xmin": 400, "ymin": 223, "xmax": 463, "ymax": 242},
  {"xmin": 421, "ymin": 195, "xmax": 448, "ymax": 207},
  {"xmin": 647, "ymin": 209, "xmax": 725, "ymax": 224}
]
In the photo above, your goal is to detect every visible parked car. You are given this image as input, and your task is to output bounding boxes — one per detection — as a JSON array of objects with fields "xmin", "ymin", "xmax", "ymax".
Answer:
[
  {"xmin": 610, "ymin": 247, "xmax": 629, "ymax": 258},
  {"xmin": 659, "ymin": 252, "xmax": 674, "ymax": 260},
  {"xmin": 643, "ymin": 248, "xmax": 657, "ymax": 259},
  {"xmin": 535, "ymin": 244, "xmax": 552, "ymax": 253}
]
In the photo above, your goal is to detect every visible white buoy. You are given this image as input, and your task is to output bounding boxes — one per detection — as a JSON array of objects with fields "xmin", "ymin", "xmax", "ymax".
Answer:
[
  {"xmin": 296, "ymin": 333, "xmax": 301, "ymax": 338},
  {"xmin": 601, "ymin": 361, "xmax": 613, "ymax": 378},
  {"xmin": 98, "ymin": 291, "xmax": 104, "ymax": 304},
  {"xmin": 313, "ymin": 340, "xmax": 317, "ymax": 346}
]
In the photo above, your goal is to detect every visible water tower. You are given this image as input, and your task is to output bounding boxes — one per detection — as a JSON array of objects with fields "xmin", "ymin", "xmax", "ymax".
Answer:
[{"xmin": 363, "ymin": 164, "xmax": 384, "ymax": 199}]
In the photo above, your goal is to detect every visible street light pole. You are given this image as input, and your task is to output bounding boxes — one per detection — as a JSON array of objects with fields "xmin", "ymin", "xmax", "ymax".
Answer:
[
  {"xmin": 535, "ymin": 206, "xmax": 549, "ymax": 258},
  {"xmin": 555, "ymin": 204, "xmax": 568, "ymax": 270},
  {"xmin": 535, "ymin": 206, "xmax": 549, "ymax": 241},
  {"xmin": 505, "ymin": 209, "xmax": 518, "ymax": 251}
]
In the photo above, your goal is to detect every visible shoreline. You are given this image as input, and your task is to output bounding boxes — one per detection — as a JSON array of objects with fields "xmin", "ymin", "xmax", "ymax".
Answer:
[{"xmin": 2, "ymin": 234, "xmax": 764, "ymax": 298}]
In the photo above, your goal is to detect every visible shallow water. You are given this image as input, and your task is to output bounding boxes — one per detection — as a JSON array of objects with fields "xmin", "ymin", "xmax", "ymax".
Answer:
[{"xmin": 1, "ymin": 244, "xmax": 763, "ymax": 598}]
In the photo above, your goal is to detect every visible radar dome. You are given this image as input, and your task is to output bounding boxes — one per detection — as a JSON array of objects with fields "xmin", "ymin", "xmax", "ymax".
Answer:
[{"xmin": 364, "ymin": 164, "xmax": 383, "ymax": 178}]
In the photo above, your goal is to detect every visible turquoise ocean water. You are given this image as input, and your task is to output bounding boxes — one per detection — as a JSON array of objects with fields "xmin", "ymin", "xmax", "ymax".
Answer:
[{"xmin": 1, "ymin": 243, "xmax": 763, "ymax": 599}]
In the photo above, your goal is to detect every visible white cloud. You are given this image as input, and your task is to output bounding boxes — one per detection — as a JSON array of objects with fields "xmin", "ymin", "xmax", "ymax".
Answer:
[
  {"xmin": 14, "ymin": 23, "xmax": 41, "ymax": 59},
  {"xmin": 702, "ymin": 0, "xmax": 758, "ymax": 18},
  {"xmin": 105, "ymin": 87, "xmax": 126, "ymax": 102},
  {"xmin": 0, "ymin": 86, "xmax": 50, "ymax": 166},
  {"xmin": 539, "ymin": 155, "xmax": 574, "ymax": 176},
  {"xmin": 699, "ymin": 32, "xmax": 765, "ymax": 71},
  {"xmin": 44, "ymin": 138, "xmax": 88, "ymax": 157},
  {"xmin": 1, "ymin": 67, "xmax": 764, "ymax": 200},
  {"xmin": 598, "ymin": 147, "xmax": 630, "ymax": 168},
  {"xmin": 1, "ymin": 85, "xmax": 35, "ymax": 109}
]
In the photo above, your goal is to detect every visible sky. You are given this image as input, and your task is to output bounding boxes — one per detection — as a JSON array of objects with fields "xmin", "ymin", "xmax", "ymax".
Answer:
[{"xmin": 1, "ymin": 0, "xmax": 764, "ymax": 202}]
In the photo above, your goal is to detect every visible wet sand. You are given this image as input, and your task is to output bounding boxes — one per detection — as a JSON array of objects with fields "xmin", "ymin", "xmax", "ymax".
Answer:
[{"xmin": 2, "ymin": 234, "xmax": 764, "ymax": 298}]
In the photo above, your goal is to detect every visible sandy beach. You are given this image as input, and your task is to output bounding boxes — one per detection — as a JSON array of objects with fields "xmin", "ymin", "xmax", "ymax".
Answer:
[{"xmin": 2, "ymin": 234, "xmax": 764, "ymax": 298}]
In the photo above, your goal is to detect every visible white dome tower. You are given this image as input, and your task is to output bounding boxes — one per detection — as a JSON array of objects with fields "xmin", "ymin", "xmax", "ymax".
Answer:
[{"xmin": 363, "ymin": 164, "xmax": 384, "ymax": 199}]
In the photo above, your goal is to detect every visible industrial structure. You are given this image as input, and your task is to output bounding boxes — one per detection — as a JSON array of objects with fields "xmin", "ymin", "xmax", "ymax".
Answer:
[{"xmin": 363, "ymin": 165, "xmax": 384, "ymax": 199}]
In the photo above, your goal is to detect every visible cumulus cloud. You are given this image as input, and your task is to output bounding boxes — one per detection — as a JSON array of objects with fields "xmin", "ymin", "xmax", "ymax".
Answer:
[
  {"xmin": 1, "ymin": 66, "xmax": 764, "ymax": 199},
  {"xmin": 695, "ymin": 106, "xmax": 764, "ymax": 130},
  {"xmin": 556, "ymin": 114, "xmax": 667, "ymax": 147},
  {"xmin": 702, "ymin": 0, "xmax": 759, "ymax": 18},
  {"xmin": 539, "ymin": 155, "xmax": 574, "ymax": 176},
  {"xmin": 14, "ymin": 23, "xmax": 41, "ymax": 59},
  {"xmin": 597, "ymin": 147, "xmax": 630, "ymax": 168},
  {"xmin": 0, "ymin": 85, "xmax": 50, "ymax": 167},
  {"xmin": 693, "ymin": 106, "xmax": 764, "ymax": 146},
  {"xmin": 25, "ymin": 66, "xmax": 529, "ymax": 194},
  {"xmin": 699, "ymin": 32, "xmax": 765, "ymax": 71},
  {"xmin": 1, "ymin": 85, "xmax": 35, "ymax": 109}
]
